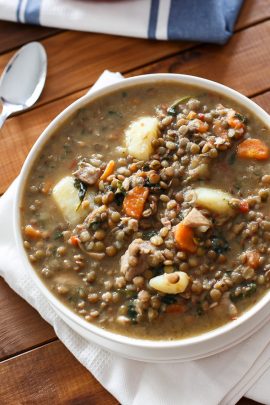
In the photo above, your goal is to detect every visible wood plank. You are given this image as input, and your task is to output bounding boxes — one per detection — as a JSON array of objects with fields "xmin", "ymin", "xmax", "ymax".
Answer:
[
  {"xmin": 129, "ymin": 21, "xmax": 270, "ymax": 97},
  {"xmin": 0, "ymin": 340, "xmax": 117, "ymax": 405},
  {"xmin": 0, "ymin": 20, "xmax": 59, "ymax": 54},
  {"xmin": 0, "ymin": 32, "xmax": 192, "ymax": 109},
  {"xmin": 253, "ymin": 91, "xmax": 270, "ymax": 114},
  {"xmin": 0, "ymin": 337, "xmax": 262, "ymax": 405},
  {"xmin": 235, "ymin": 0, "xmax": 270, "ymax": 30},
  {"xmin": 0, "ymin": 90, "xmax": 83, "ymax": 195},
  {"xmin": 0, "ymin": 277, "xmax": 56, "ymax": 360},
  {"xmin": 1, "ymin": 21, "xmax": 270, "ymax": 194}
]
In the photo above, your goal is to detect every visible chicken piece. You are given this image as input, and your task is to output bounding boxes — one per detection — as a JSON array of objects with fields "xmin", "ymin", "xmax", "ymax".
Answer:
[
  {"xmin": 182, "ymin": 208, "xmax": 212, "ymax": 231},
  {"xmin": 73, "ymin": 162, "xmax": 101, "ymax": 185},
  {"xmin": 120, "ymin": 239, "xmax": 164, "ymax": 281}
]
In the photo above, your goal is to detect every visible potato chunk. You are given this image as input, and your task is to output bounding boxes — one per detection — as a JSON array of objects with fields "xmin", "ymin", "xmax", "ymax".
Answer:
[
  {"xmin": 125, "ymin": 116, "xmax": 159, "ymax": 160},
  {"xmin": 194, "ymin": 187, "xmax": 234, "ymax": 216},
  {"xmin": 52, "ymin": 176, "xmax": 90, "ymax": 225},
  {"xmin": 149, "ymin": 271, "xmax": 189, "ymax": 294}
]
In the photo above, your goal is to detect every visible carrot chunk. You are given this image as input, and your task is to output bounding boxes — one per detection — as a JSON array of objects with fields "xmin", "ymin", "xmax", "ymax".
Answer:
[
  {"xmin": 24, "ymin": 225, "xmax": 42, "ymax": 239},
  {"xmin": 70, "ymin": 235, "xmax": 79, "ymax": 246},
  {"xmin": 237, "ymin": 139, "xmax": 270, "ymax": 160},
  {"xmin": 246, "ymin": 250, "xmax": 261, "ymax": 269},
  {"xmin": 174, "ymin": 223, "xmax": 197, "ymax": 253},
  {"xmin": 123, "ymin": 186, "xmax": 149, "ymax": 219},
  {"xmin": 196, "ymin": 119, "xmax": 209, "ymax": 133},
  {"xmin": 227, "ymin": 110, "xmax": 245, "ymax": 130},
  {"xmin": 100, "ymin": 160, "xmax": 116, "ymax": 181}
]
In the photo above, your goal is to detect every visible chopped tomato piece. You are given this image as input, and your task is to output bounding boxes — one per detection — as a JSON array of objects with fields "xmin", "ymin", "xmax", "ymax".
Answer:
[
  {"xmin": 198, "ymin": 113, "xmax": 205, "ymax": 121},
  {"xmin": 239, "ymin": 200, "xmax": 249, "ymax": 213}
]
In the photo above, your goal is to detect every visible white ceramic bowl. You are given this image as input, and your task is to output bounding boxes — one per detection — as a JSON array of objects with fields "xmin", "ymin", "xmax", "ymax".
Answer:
[{"xmin": 14, "ymin": 74, "xmax": 270, "ymax": 362}]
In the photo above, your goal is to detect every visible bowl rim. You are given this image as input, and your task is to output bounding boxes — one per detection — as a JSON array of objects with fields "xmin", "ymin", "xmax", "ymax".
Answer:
[{"xmin": 14, "ymin": 72, "xmax": 270, "ymax": 350}]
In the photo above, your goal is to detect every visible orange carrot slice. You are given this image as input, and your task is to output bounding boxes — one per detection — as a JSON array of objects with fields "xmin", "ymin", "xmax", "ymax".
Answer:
[
  {"xmin": 194, "ymin": 119, "xmax": 209, "ymax": 133},
  {"xmin": 174, "ymin": 223, "xmax": 197, "ymax": 253},
  {"xmin": 100, "ymin": 160, "xmax": 116, "ymax": 181},
  {"xmin": 237, "ymin": 139, "xmax": 270, "ymax": 160},
  {"xmin": 70, "ymin": 235, "xmax": 79, "ymax": 246},
  {"xmin": 123, "ymin": 186, "xmax": 149, "ymax": 219}
]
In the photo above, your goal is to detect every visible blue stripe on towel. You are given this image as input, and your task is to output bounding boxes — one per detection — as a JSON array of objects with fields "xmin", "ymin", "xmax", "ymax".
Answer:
[
  {"xmin": 167, "ymin": 0, "xmax": 243, "ymax": 44},
  {"xmin": 16, "ymin": 0, "xmax": 23, "ymax": 22},
  {"xmin": 24, "ymin": 0, "xmax": 41, "ymax": 25},
  {"xmin": 148, "ymin": 0, "xmax": 159, "ymax": 39}
]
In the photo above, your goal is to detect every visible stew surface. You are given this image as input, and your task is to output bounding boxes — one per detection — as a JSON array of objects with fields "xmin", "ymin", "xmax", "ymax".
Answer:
[{"xmin": 21, "ymin": 82, "xmax": 270, "ymax": 340}]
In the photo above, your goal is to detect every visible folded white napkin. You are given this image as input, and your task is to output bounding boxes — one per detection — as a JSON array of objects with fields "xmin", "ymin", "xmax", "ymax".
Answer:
[{"xmin": 1, "ymin": 71, "xmax": 270, "ymax": 405}]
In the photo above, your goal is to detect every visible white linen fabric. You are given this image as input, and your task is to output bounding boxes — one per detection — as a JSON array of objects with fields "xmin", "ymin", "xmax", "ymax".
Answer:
[
  {"xmin": 0, "ymin": 70, "xmax": 270, "ymax": 405},
  {"xmin": 0, "ymin": 0, "xmax": 243, "ymax": 44}
]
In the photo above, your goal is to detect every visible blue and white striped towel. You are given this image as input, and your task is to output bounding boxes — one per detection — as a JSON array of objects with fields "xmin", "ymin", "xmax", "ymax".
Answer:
[{"xmin": 0, "ymin": 0, "xmax": 243, "ymax": 44}]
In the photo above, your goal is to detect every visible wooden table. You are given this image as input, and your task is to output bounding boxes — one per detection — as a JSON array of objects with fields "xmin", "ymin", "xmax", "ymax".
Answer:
[{"xmin": 0, "ymin": 1, "xmax": 269, "ymax": 403}]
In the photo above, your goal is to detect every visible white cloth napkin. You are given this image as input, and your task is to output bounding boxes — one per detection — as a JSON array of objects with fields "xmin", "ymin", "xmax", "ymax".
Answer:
[{"xmin": 1, "ymin": 70, "xmax": 270, "ymax": 405}]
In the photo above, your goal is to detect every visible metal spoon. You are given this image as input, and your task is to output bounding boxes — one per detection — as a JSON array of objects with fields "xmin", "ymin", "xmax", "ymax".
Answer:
[{"xmin": 0, "ymin": 42, "xmax": 47, "ymax": 129}]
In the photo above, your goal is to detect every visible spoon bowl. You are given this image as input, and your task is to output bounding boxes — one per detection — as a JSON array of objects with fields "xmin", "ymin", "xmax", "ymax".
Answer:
[{"xmin": 0, "ymin": 42, "xmax": 47, "ymax": 128}]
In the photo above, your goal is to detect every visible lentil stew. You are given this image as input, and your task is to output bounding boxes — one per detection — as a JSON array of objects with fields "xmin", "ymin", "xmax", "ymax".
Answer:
[{"xmin": 21, "ymin": 82, "xmax": 270, "ymax": 340}]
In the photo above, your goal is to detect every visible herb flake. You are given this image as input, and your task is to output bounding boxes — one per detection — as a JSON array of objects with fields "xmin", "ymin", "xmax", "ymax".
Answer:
[
  {"xmin": 53, "ymin": 230, "xmax": 63, "ymax": 240},
  {"xmin": 167, "ymin": 96, "xmax": 191, "ymax": 116},
  {"xmin": 142, "ymin": 230, "xmax": 157, "ymax": 240},
  {"xmin": 235, "ymin": 113, "xmax": 247, "ymax": 124},
  {"xmin": 127, "ymin": 302, "xmax": 137, "ymax": 323},
  {"xmin": 74, "ymin": 178, "xmax": 88, "ymax": 205},
  {"xmin": 230, "ymin": 282, "xmax": 257, "ymax": 302},
  {"xmin": 211, "ymin": 235, "xmax": 229, "ymax": 254},
  {"xmin": 89, "ymin": 220, "xmax": 102, "ymax": 231}
]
